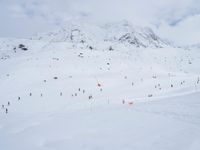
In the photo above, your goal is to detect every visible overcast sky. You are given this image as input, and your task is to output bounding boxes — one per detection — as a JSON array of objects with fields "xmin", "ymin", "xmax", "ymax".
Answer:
[{"xmin": 0, "ymin": 0, "xmax": 200, "ymax": 45}]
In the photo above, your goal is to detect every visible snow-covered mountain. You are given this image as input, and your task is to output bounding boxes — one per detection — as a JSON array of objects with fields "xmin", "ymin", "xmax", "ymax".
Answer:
[
  {"xmin": 0, "ymin": 20, "xmax": 200, "ymax": 150},
  {"xmin": 32, "ymin": 20, "xmax": 170, "ymax": 48},
  {"xmin": 103, "ymin": 21, "xmax": 169, "ymax": 48}
]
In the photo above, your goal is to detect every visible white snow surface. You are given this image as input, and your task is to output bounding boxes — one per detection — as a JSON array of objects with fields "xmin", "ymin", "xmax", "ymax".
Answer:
[{"xmin": 0, "ymin": 31, "xmax": 200, "ymax": 150}]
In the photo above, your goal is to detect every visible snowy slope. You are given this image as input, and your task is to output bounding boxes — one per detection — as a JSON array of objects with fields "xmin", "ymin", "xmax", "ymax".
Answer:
[
  {"xmin": 0, "ymin": 24, "xmax": 200, "ymax": 150},
  {"xmin": 1, "ymin": 92, "xmax": 200, "ymax": 150}
]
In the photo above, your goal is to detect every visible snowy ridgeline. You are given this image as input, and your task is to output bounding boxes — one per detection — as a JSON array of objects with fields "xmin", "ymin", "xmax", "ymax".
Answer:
[
  {"xmin": 0, "ymin": 22, "xmax": 200, "ymax": 150},
  {"xmin": 31, "ymin": 20, "xmax": 170, "ymax": 48}
]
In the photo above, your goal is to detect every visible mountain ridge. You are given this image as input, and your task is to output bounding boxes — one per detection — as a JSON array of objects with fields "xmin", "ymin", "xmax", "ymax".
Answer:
[{"xmin": 31, "ymin": 20, "xmax": 170, "ymax": 48}]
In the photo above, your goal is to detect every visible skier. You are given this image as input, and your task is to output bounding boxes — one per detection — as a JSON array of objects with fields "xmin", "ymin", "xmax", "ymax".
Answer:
[
  {"xmin": 89, "ymin": 95, "xmax": 93, "ymax": 99},
  {"xmin": 122, "ymin": 100, "xmax": 125, "ymax": 104}
]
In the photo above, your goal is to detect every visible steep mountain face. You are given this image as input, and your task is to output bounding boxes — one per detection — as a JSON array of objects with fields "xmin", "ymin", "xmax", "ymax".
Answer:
[
  {"xmin": 32, "ymin": 21, "xmax": 170, "ymax": 48},
  {"xmin": 103, "ymin": 21, "xmax": 169, "ymax": 48}
]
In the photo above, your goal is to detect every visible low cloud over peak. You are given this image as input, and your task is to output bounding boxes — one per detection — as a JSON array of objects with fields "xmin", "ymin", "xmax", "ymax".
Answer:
[{"xmin": 0, "ymin": 0, "xmax": 199, "ymax": 45}]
